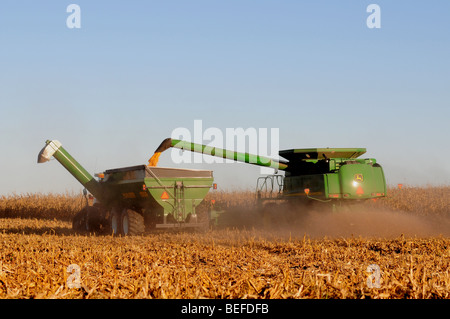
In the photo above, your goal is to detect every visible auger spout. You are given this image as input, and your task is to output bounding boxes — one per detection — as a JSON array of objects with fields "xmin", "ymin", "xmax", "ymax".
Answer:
[{"xmin": 37, "ymin": 140, "xmax": 103, "ymax": 199}]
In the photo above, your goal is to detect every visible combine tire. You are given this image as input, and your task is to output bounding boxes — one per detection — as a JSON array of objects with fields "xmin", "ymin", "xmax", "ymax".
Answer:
[{"xmin": 121, "ymin": 209, "xmax": 145, "ymax": 236}]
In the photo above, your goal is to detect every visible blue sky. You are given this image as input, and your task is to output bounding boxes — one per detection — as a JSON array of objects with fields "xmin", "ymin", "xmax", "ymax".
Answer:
[{"xmin": 0, "ymin": 1, "xmax": 449, "ymax": 195}]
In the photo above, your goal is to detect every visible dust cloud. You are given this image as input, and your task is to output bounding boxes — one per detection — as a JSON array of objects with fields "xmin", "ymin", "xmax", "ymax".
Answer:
[
  {"xmin": 220, "ymin": 204, "xmax": 450, "ymax": 239},
  {"xmin": 292, "ymin": 207, "xmax": 450, "ymax": 239}
]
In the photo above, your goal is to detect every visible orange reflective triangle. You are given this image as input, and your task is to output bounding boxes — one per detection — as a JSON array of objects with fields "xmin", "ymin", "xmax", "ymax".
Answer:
[
  {"xmin": 161, "ymin": 191, "xmax": 170, "ymax": 200},
  {"xmin": 356, "ymin": 186, "xmax": 364, "ymax": 195}
]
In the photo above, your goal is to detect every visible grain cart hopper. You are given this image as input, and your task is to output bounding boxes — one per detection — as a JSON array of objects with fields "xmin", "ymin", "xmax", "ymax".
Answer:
[
  {"xmin": 37, "ymin": 140, "xmax": 214, "ymax": 235},
  {"xmin": 149, "ymin": 138, "xmax": 387, "ymax": 220}
]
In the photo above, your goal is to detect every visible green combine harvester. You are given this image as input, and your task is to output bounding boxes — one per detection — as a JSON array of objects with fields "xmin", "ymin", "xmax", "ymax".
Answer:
[
  {"xmin": 159, "ymin": 138, "xmax": 386, "ymax": 202},
  {"xmin": 37, "ymin": 137, "xmax": 386, "ymax": 234}
]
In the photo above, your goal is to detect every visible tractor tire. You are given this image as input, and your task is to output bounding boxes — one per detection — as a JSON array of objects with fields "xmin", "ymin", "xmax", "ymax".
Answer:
[{"xmin": 121, "ymin": 209, "xmax": 145, "ymax": 236}]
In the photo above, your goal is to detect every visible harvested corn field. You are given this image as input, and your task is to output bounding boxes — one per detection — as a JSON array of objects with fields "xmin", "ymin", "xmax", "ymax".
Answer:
[{"xmin": 0, "ymin": 186, "xmax": 449, "ymax": 299}]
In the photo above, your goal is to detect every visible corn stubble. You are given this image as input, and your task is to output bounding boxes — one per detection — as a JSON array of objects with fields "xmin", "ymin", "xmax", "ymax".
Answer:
[{"xmin": 0, "ymin": 186, "xmax": 449, "ymax": 299}]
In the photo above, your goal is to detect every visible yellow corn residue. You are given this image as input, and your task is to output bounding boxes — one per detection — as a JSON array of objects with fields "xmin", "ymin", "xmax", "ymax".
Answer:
[
  {"xmin": 148, "ymin": 152, "xmax": 161, "ymax": 167},
  {"xmin": 0, "ymin": 187, "xmax": 449, "ymax": 299}
]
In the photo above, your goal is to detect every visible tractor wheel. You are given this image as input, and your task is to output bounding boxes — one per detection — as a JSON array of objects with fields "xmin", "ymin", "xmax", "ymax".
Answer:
[{"xmin": 121, "ymin": 209, "xmax": 145, "ymax": 236}]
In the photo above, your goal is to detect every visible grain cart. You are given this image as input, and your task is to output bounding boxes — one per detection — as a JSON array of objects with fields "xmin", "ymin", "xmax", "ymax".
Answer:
[
  {"xmin": 37, "ymin": 140, "xmax": 214, "ymax": 235},
  {"xmin": 149, "ymin": 138, "xmax": 387, "ymax": 225}
]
